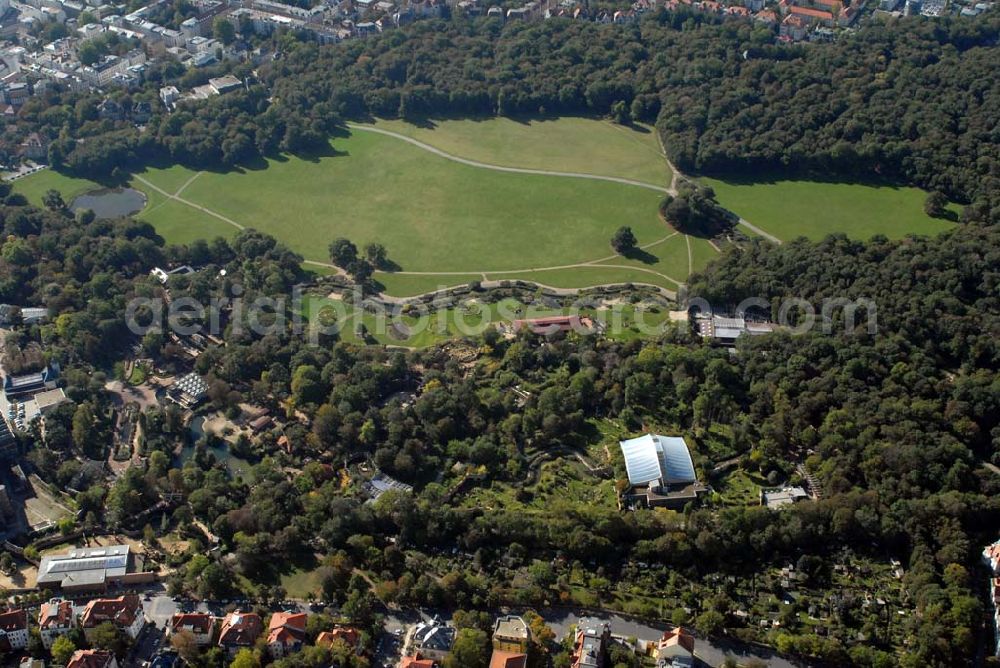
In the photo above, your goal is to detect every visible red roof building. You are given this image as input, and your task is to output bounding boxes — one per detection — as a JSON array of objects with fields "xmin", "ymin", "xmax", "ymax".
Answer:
[
  {"xmin": 66, "ymin": 649, "xmax": 118, "ymax": 668},
  {"xmin": 789, "ymin": 5, "xmax": 834, "ymax": 21},
  {"xmin": 218, "ymin": 611, "xmax": 263, "ymax": 655},
  {"xmin": 511, "ymin": 315, "xmax": 594, "ymax": 336},
  {"xmin": 266, "ymin": 612, "xmax": 308, "ymax": 658},
  {"xmin": 489, "ymin": 649, "xmax": 528, "ymax": 668},
  {"xmin": 0, "ymin": 608, "xmax": 28, "ymax": 651},
  {"xmin": 39, "ymin": 598, "xmax": 74, "ymax": 649},
  {"xmin": 400, "ymin": 655, "xmax": 436, "ymax": 668},
  {"xmin": 169, "ymin": 612, "xmax": 215, "ymax": 646},
  {"xmin": 80, "ymin": 595, "xmax": 145, "ymax": 640},
  {"xmin": 317, "ymin": 626, "xmax": 361, "ymax": 649}
]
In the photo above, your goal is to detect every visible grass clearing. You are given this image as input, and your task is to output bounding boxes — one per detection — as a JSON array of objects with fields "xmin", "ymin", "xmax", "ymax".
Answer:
[
  {"xmin": 12, "ymin": 170, "xmax": 103, "ymax": 206},
  {"xmin": 368, "ymin": 116, "xmax": 670, "ymax": 185},
  {"xmin": 702, "ymin": 177, "xmax": 957, "ymax": 241},
  {"xmin": 159, "ymin": 130, "xmax": 668, "ymax": 274}
]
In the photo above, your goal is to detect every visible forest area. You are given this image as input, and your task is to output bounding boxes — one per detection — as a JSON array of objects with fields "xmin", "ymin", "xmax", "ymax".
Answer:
[{"xmin": 3, "ymin": 12, "xmax": 998, "ymax": 224}]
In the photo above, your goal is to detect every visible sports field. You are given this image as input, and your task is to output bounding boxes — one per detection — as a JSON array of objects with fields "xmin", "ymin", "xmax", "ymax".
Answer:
[{"xmin": 702, "ymin": 177, "xmax": 956, "ymax": 241}]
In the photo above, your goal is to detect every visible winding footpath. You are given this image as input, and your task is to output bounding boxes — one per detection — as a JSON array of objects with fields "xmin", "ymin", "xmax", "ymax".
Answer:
[
  {"xmin": 350, "ymin": 123, "xmax": 782, "ymax": 245},
  {"xmin": 133, "ymin": 174, "xmax": 246, "ymax": 231},
  {"xmin": 347, "ymin": 123, "xmax": 673, "ymax": 194},
  {"xmin": 129, "ymin": 122, "xmax": 780, "ymax": 297}
]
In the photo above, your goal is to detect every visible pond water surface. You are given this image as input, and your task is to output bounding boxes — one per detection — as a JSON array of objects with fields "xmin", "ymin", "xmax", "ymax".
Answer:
[{"xmin": 70, "ymin": 187, "xmax": 146, "ymax": 219}]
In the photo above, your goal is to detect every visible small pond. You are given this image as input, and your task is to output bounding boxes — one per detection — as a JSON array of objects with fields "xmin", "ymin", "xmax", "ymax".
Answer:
[
  {"xmin": 178, "ymin": 415, "xmax": 254, "ymax": 480},
  {"xmin": 70, "ymin": 187, "xmax": 146, "ymax": 219}
]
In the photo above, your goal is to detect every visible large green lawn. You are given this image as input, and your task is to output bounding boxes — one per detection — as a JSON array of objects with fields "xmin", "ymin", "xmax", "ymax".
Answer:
[
  {"xmin": 171, "ymin": 130, "xmax": 666, "ymax": 273},
  {"xmin": 12, "ymin": 169, "xmax": 102, "ymax": 205},
  {"xmin": 702, "ymin": 177, "xmax": 956, "ymax": 241},
  {"xmin": 13, "ymin": 121, "xmax": 687, "ymax": 294},
  {"xmin": 369, "ymin": 116, "xmax": 670, "ymax": 186}
]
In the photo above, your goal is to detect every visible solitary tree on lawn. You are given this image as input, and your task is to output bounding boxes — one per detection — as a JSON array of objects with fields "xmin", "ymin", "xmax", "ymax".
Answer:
[{"xmin": 611, "ymin": 226, "xmax": 637, "ymax": 254}]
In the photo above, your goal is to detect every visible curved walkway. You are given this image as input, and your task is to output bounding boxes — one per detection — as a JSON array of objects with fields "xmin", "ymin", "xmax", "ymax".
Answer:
[
  {"xmin": 350, "ymin": 123, "xmax": 782, "ymax": 245},
  {"xmin": 134, "ymin": 174, "xmax": 245, "ymax": 231},
  {"xmin": 347, "ymin": 123, "xmax": 673, "ymax": 194}
]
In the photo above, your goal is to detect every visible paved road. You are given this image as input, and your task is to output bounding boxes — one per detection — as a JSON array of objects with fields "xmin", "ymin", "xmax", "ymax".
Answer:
[{"xmin": 140, "ymin": 588, "xmax": 804, "ymax": 668}]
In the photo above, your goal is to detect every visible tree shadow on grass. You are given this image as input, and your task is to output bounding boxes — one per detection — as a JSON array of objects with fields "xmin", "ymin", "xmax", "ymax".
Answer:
[{"xmin": 621, "ymin": 247, "xmax": 659, "ymax": 265}]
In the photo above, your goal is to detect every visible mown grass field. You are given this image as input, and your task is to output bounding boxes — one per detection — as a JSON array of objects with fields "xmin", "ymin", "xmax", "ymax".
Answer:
[
  {"xmin": 13, "ymin": 118, "xmax": 690, "ymax": 295},
  {"xmin": 369, "ymin": 116, "xmax": 671, "ymax": 185},
  {"xmin": 702, "ymin": 177, "xmax": 957, "ymax": 241}
]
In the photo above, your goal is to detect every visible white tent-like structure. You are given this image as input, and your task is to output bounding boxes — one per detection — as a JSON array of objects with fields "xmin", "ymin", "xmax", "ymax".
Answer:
[{"xmin": 619, "ymin": 434, "xmax": 696, "ymax": 487}]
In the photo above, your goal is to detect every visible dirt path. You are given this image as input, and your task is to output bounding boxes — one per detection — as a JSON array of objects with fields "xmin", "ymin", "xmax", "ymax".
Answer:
[
  {"xmin": 355, "ymin": 123, "xmax": 782, "ymax": 246},
  {"xmin": 133, "ymin": 174, "xmax": 245, "ymax": 231},
  {"xmin": 347, "ymin": 123, "xmax": 673, "ymax": 194},
  {"xmin": 173, "ymin": 171, "xmax": 203, "ymax": 197}
]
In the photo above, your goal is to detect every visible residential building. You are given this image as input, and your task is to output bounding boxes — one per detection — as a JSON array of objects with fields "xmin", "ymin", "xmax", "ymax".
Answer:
[
  {"xmin": 169, "ymin": 612, "xmax": 214, "ymax": 646},
  {"xmin": 779, "ymin": 13, "xmax": 809, "ymax": 38},
  {"xmin": 492, "ymin": 615, "xmax": 530, "ymax": 653},
  {"xmin": 400, "ymin": 656, "xmax": 436, "ymax": 668},
  {"xmin": 570, "ymin": 618, "xmax": 609, "ymax": 668},
  {"xmin": 38, "ymin": 598, "xmax": 75, "ymax": 649},
  {"xmin": 80, "ymin": 594, "xmax": 145, "ymax": 640},
  {"xmin": 409, "ymin": 619, "xmax": 456, "ymax": 662},
  {"xmin": 490, "ymin": 650, "xmax": 527, "ymax": 668},
  {"xmin": 218, "ymin": 611, "xmax": 263, "ymax": 656},
  {"xmin": 618, "ymin": 434, "xmax": 707, "ymax": 510},
  {"xmin": 656, "ymin": 628, "xmax": 695, "ymax": 668},
  {"xmin": 316, "ymin": 626, "xmax": 361, "ymax": 651},
  {"xmin": 0, "ymin": 608, "xmax": 29, "ymax": 651},
  {"xmin": 983, "ymin": 539, "xmax": 1000, "ymax": 656},
  {"xmin": 266, "ymin": 611, "xmax": 307, "ymax": 658},
  {"xmin": 18, "ymin": 132, "xmax": 47, "ymax": 160},
  {"xmin": 208, "ymin": 74, "xmax": 241, "ymax": 95},
  {"xmin": 159, "ymin": 85, "xmax": 179, "ymax": 108},
  {"xmin": 66, "ymin": 649, "xmax": 118, "ymax": 668}
]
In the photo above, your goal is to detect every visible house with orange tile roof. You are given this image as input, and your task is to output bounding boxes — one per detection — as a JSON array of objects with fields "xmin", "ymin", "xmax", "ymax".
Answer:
[
  {"xmin": 0, "ymin": 608, "xmax": 28, "ymax": 652},
  {"xmin": 266, "ymin": 611, "xmax": 308, "ymax": 658},
  {"xmin": 789, "ymin": 5, "xmax": 835, "ymax": 23},
  {"xmin": 812, "ymin": 0, "xmax": 843, "ymax": 12},
  {"xmin": 489, "ymin": 649, "xmax": 528, "ymax": 668},
  {"xmin": 66, "ymin": 649, "xmax": 118, "ymax": 668},
  {"xmin": 317, "ymin": 626, "xmax": 361, "ymax": 652},
  {"xmin": 38, "ymin": 598, "xmax": 75, "ymax": 649},
  {"xmin": 657, "ymin": 627, "xmax": 695, "ymax": 666},
  {"xmin": 779, "ymin": 13, "xmax": 809, "ymax": 39},
  {"xmin": 169, "ymin": 612, "xmax": 215, "ymax": 646},
  {"xmin": 754, "ymin": 8, "xmax": 778, "ymax": 22},
  {"xmin": 80, "ymin": 594, "xmax": 145, "ymax": 641},
  {"xmin": 400, "ymin": 655, "xmax": 436, "ymax": 668},
  {"xmin": 218, "ymin": 611, "xmax": 263, "ymax": 657}
]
